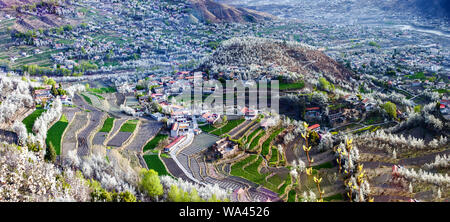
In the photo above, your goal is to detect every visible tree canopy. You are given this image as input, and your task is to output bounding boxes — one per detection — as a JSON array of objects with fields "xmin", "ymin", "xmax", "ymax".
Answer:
[
  {"xmin": 383, "ymin": 101, "xmax": 397, "ymax": 119},
  {"xmin": 139, "ymin": 169, "xmax": 163, "ymax": 198}
]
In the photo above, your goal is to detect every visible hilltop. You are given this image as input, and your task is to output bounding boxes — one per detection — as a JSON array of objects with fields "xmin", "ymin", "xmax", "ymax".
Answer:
[{"xmin": 200, "ymin": 37, "xmax": 354, "ymax": 83}]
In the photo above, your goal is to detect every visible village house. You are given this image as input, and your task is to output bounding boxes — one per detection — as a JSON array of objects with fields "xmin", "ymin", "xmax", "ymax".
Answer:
[
  {"xmin": 60, "ymin": 95, "xmax": 73, "ymax": 106},
  {"xmin": 199, "ymin": 112, "xmax": 220, "ymax": 124},
  {"xmin": 150, "ymin": 112, "xmax": 165, "ymax": 121},
  {"xmin": 305, "ymin": 107, "xmax": 321, "ymax": 122},
  {"xmin": 164, "ymin": 135, "xmax": 185, "ymax": 153},
  {"xmin": 240, "ymin": 107, "xmax": 258, "ymax": 120},
  {"xmin": 33, "ymin": 88, "xmax": 53, "ymax": 105},
  {"xmin": 307, "ymin": 124, "xmax": 321, "ymax": 132},
  {"xmin": 208, "ymin": 137, "xmax": 239, "ymax": 159}
]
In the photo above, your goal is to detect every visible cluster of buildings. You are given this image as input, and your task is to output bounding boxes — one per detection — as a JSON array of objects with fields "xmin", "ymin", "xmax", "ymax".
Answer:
[
  {"xmin": 206, "ymin": 137, "xmax": 239, "ymax": 160},
  {"xmin": 33, "ymin": 84, "xmax": 73, "ymax": 107}
]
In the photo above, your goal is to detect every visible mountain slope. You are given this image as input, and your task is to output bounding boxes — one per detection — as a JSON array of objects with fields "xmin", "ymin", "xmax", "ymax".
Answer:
[
  {"xmin": 0, "ymin": 0, "xmax": 78, "ymax": 31},
  {"xmin": 400, "ymin": 0, "xmax": 450, "ymax": 19},
  {"xmin": 188, "ymin": 0, "xmax": 274, "ymax": 23}
]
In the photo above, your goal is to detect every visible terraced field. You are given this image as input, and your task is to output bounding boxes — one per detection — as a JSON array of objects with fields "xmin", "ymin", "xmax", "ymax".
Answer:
[
  {"xmin": 72, "ymin": 94, "xmax": 106, "ymax": 156},
  {"xmin": 125, "ymin": 120, "xmax": 163, "ymax": 152},
  {"xmin": 46, "ymin": 114, "xmax": 69, "ymax": 155},
  {"xmin": 210, "ymin": 118, "xmax": 245, "ymax": 136},
  {"xmin": 143, "ymin": 154, "xmax": 170, "ymax": 176},
  {"xmin": 162, "ymin": 157, "xmax": 195, "ymax": 183},
  {"xmin": 0, "ymin": 19, "xmax": 54, "ymax": 68},
  {"xmin": 62, "ymin": 106, "xmax": 79, "ymax": 123},
  {"xmin": 77, "ymin": 109, "xmax": 105, "ymax": 156},
  {"xmin": 107, "ymin": 118, "xmax": 128, "ymax": 139},
  {"xmin": 245, "ymin": 127, "xmax": 263, "ymax": 143},
  {"xmin": 232, "ymin": 120, "xmax": 259, "ymax": 140},
  {"xmin": 261, "ymin": 128, "xmax": 285, "ymax": 157},
  {"xmin": 269, "ymin": 147, "xmax": 279, "ymax": 165},
  {"xmin": 119, "ymin": 119, "xmax": 138, "ymax": 133},
  {"xmin": 92, "ymin": 131, "xmax": 108, "ymax": 146},
  {"xmin": 103, "ymin": 118, "xmax": 136, "ymax": 147},
  {"xmin": 92, "ymin": 117, "xmax": 115, "ymax": 145},
  {"xmin": 227, "ymin": 120, "xmax": 252, "ymax": 138},
  {"xmin": 230, "ymin": 154, "xmax": 291, "ymax": 196},
  {"xmin": 107, "ymin": 131, "xmax": 132, "ymax": 147},
  {"xmin": 84, "ymin": 92, "xmax": 110, "ymax": 111},
  {"xmin": 143, "ymin": 133, "xmax": 168, "ymax": 153},
  {"xmin": 81, "ymin": 93, "xmax": 92, "ymax": 105},
  {"xmin": 61, "ymin": 112, "xmax": 89, "ymax": 156},
  {"xmin": 249, "ymin": 130, "xmax": 266, "ymax": 151},
  {"xmin": 199, "ymin": 124, "xmax": 216, "ymax": 133}
]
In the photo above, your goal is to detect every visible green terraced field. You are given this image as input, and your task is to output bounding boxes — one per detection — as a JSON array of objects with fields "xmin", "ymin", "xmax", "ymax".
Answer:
[
  {"xmin": 288, "ymin": 189, "xmax": 296, "ymax": 202},
  {"xmin": 245, "ymin": 127, "xmax": 262, "ymax": 143},
  {"xmin": 277, "ymin": 175, "xmax": 291, "ymax": 195},
  {"xmin": 143, "ymin": 134, "xmax": 168, "ymax": 153},
  {"xmin": 81, "ymin": 94, "xmax": 92, "ymax": 105},
  {"xmin": 231, "ymin": 155, "xmax": 267, "ymax": 184},
  {"xmin": 143, "ymin": 155, "xmax": 170, "ymax": 176},
  {"xmin": 88, "ymin": 87, "xmax": 117, "ymax": 94},
  {"xmin": 230, "ymin": 155, "xmax": 258, "ymax": 177},
  {"xmin": 89, "ymin": 92, "xmax": 105, "ymax": 100},
  {"xmin": 279, "ymin": 81, "xmax": 305, "ymax": 90},
  {"xmin": 249, "ymin": 130, "xmax": 266, "ymax": 151},
  {"xmin": 46, "ymin": 114, "xmax": 69, "ymax": 155},
  {"xmin": 261, "ymin": 128, "xmax": 284, "ymax": 156},
  {"xmin": 312, "ymin": 161, "xmax": 334, "ymax": 170},
  {"xmin": 323, "ymin": 193, "xmax": 344, "ymax": 202},
  {"xmin": 199, "ymin": 124, "xmax": 216, "ymax": 133},
  {"xmin": 119, "ymin": 120, "xmax": 138, "ymax": 133},
  {"xmin": 211, "ymin": 118, "xmax": 245, "ymax": 136},
  {"xmin": 99, "ymin": 117, "xmax": 115, "ymax": 133},
  {"xmin": 269, "ymin": 148, "xmax": 279, "ymax": 164},
  {"xmin": 22, "ymin": 108, "xmax": 46, "ymax": 134}
]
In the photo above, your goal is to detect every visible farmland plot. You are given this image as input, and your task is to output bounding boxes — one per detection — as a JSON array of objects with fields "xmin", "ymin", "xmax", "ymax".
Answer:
[
  {"xmin": 125, "ymin": 120, "xmax": 163, "ymax": 152},
  {"xmin": 61, "ymin": 112, "xmax": 89, "ymax": 156},
  {"xmin": 107, "ymin": 132, "xmax": 132, "ymax": 147},
  {"xmin": 77, "ymin": 109, "xmax": 105, "ymax": 156}
]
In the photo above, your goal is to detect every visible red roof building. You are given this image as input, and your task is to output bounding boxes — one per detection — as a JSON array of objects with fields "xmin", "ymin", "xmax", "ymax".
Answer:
[
  {"xmin": 307, "ymin": 124, "xmax": 320, "ymax": 131},
  {"xmin": 164, "ymin": 136, "xmax": 185, "ymax": 152},
  {"xmin": 306, "ymin": 107, "xmax": 320, "ymax": 111}
]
